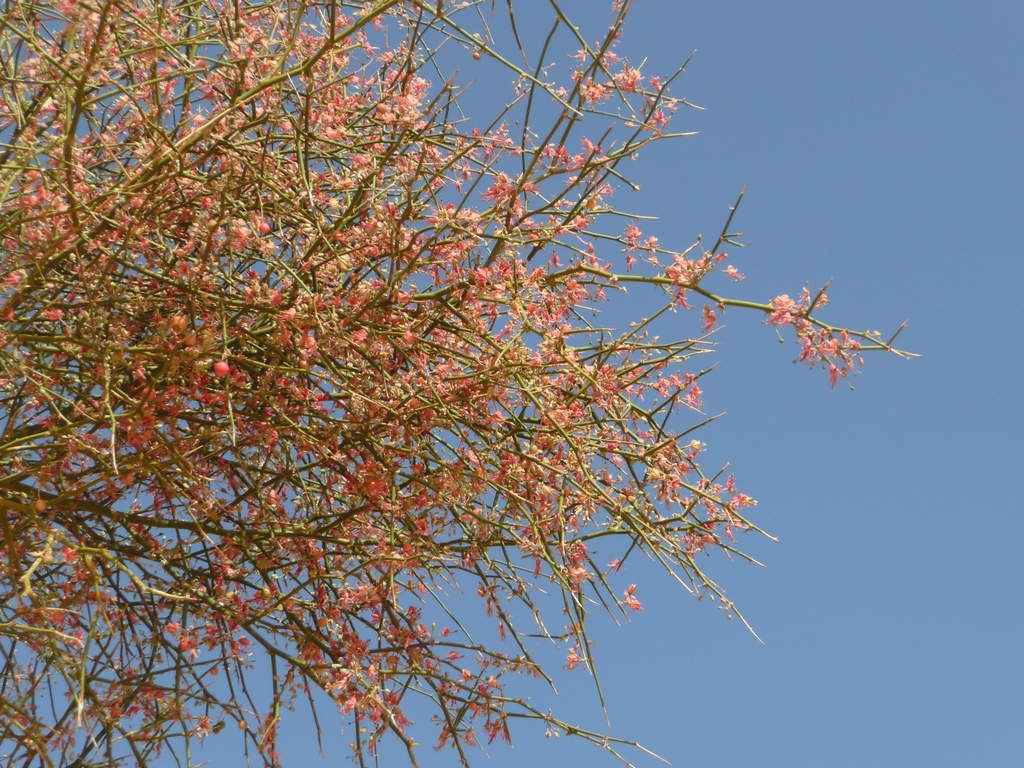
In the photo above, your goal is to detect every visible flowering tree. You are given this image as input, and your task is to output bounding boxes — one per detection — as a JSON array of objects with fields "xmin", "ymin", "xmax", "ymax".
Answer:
[{"xmin": 0, "ymin": 1, "xmax": 910, "ymax": 766}]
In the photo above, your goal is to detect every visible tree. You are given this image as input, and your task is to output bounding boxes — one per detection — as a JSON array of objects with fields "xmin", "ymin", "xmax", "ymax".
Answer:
[{"xmin": 0, "ymin": 1, "xmax": 910, "ymax": 766}]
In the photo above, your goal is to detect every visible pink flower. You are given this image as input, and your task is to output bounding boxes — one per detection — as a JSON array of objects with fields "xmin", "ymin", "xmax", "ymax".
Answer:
[
  {"xmin": 767, "ymin": 294, "xmax": 798, "ymax": 325},
  {"xmin": 579, "ymin": 79, "xmax": 610, "ymax": 104},
  {"xmin": 701, "ymin": 304, "xmax": 717, "ymax": 332},
  {"xmin": 623, "ymin": 584, "xmax": 642, "ymax": 611},
  {"xmin": 565, "ymin": 645, "xmax": 583, "ymax": 670}
]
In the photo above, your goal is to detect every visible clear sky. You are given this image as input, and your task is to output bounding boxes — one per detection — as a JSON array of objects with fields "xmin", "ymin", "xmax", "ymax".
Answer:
[{"xmin": 183, "ymin": 1, "xmax": 1023, "ymax": 766}]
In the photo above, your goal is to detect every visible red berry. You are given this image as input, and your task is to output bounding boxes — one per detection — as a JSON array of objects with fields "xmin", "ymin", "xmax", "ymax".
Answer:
[
  {"xmin": 258, "ymin": 221, "xmax": 272, "ymax": 235},
  {"xmin": 213, "ymin": 361, "xmax": 230, "ymax": 378}
]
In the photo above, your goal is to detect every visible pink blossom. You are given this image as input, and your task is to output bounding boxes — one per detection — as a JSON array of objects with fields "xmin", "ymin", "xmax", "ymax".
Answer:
[{"xmin": 623, "ymin": 584, "xmax": 642, "ymax": 611}]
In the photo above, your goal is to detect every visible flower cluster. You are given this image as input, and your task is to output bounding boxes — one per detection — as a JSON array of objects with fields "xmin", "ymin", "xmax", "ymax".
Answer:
[{"xmin": 767, "ymin": 287, "xmax": 865, "ymax": 386}]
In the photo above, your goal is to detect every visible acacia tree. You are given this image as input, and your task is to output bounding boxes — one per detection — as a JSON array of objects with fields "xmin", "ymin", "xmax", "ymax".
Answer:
[{"xmin": 0, "ymin": 1, "xmax": 910, "ymax": 766}]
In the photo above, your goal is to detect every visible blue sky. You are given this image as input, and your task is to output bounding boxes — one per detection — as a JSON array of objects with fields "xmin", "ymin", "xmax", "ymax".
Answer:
[
  {"xmin": 187, "ymin": 1, "xmax": 1023, "ymax": 766},
  {"xmin": 512, "ymin": 2, "xmax": 1023, "ymax": 766}
]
